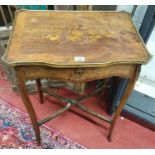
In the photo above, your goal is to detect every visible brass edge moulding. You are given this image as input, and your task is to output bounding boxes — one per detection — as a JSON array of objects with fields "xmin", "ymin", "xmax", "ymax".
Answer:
[
  {"xmin": 1, "ymin": 8, "xmax": 19, "ymax": 64},
  {"xmin": 5, "ymin": 60, "xmax": 148, "ymax": 68},
  {"xmin": 12, "ymin": 9, "xmax": 130, "ymax": 13},
  {"xmin": 128, "ymin": 14, "xmax": 152, "ymax": 63}
]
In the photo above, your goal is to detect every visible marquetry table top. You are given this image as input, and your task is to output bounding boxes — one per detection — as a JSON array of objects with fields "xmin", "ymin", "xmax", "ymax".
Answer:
[{"xmin": 3, "ymin": 10, "xmax": 151, "ymax": 68}]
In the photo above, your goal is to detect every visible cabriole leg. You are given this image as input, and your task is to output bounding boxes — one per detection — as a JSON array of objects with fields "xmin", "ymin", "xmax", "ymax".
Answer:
[
  {"xmin": 108, "ymin": 65, "xmax": 140, "ymax": 142},
  {"xmin": 17, "ymin": 71, "xmax": 41, "ymax": 145}
]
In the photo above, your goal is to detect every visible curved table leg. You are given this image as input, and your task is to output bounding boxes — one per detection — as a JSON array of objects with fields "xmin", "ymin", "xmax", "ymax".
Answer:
[
  {"xmin": 108, "ymin": 65, "xmax": 140, "ymax": 142},
  {"xmin": 17, "ymin": 73, "xmax": 41, "ymax": 145},
  {"xmin": 36, "ymin": 79, "xmax": 43, "ymax": 104}
]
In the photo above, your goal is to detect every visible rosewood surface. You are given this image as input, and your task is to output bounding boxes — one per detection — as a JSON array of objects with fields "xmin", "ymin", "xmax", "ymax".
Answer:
[{"xmin": 3, "ymin": 10, "xmax": 150, "ymax": 67}]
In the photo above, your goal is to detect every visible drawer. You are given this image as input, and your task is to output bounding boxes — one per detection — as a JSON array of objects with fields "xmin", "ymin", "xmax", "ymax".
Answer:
[{"xmin": 16, "ymin": 64, "xmax": 135, "ymax": 82}]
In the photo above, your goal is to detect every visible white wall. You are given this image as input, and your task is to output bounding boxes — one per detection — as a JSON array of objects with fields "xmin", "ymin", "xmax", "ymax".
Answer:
[
  {"xmin": 116, "ymin": 5, "xmax": 133, "ymax": 12},
  {"xmin": 141, "ymin": 27, "xmax": 155, "ymax": 82}
]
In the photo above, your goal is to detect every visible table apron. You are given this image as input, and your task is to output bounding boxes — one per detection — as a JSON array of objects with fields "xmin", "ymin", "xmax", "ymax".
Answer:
[{"xmin": 15, "ymin": 64, "xmax": 136, "ymax": 82}]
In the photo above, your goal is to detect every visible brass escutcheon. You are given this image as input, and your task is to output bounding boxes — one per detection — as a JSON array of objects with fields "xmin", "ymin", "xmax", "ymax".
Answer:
[{"xmin": 74, "ymin": 68, "xmax": 84, "ymax": 79}]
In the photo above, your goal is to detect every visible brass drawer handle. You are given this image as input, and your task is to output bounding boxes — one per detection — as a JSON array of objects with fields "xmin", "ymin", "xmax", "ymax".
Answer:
[{"xmin": 74, "ymin": 68, "xmax": 84, "ymax": 79}]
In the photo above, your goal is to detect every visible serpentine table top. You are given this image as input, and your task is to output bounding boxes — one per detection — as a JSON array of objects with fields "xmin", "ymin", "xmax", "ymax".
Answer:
[{"xmin": 3, "ymin": 10, "xmax": 150, "ymax": 68}]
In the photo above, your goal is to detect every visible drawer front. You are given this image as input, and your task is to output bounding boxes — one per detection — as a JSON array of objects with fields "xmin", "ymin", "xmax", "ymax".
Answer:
[{"xmin": 16, "ymin": 64, "xmax": 135, "ymax": 82}]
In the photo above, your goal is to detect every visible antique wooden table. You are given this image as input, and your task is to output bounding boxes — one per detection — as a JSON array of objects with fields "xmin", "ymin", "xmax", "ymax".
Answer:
[{"xmin": 2, "ymin": 10, "xmax": 150, "ymax": 145}]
